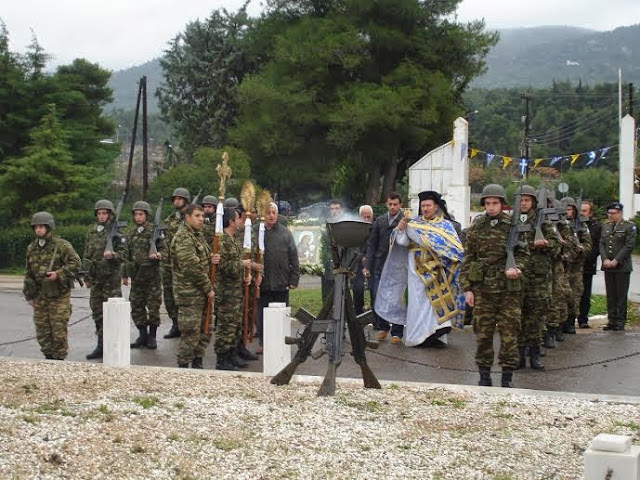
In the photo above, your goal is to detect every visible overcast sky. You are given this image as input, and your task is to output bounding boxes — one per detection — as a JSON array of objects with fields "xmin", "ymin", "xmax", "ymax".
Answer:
[{"xmin": 2, "ymin": 0, "xmax": 639, "ymax": 71}]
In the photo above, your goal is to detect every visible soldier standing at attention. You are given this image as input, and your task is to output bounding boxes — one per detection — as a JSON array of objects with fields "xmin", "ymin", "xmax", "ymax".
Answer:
[
  {"xmin": 123, "ymin": 201, "xmax": 162, "ymax": 350},
  {"xmin": 202, "ymin": 195, "xmax": 217, "ymax": 247},
  {"xmin": 460, "ymin": 184, "xmax": 528, "ymax": 388},
  {"xmin": 162, "ymin": 187, "xmax": 191, "ymax": 339},
  {"xmin": 171, "ymin": 204, "xmax": 214, "ymax": 368},
  {"xmin": 578, "ymin": 200, "xmax": 602, "ymax": 328},
  {"xmin": 600, "ymin": 201, "xmax": 637, "ymax": 331},
  {"xmin": 24, "ymin": 212, "xmax": 81, "ymax": 360},
  {"xmin": 83, "ymin": 199, "xmax": 124, "ymax": 360},
  {"xmin": 214, "ymin": 208, "xmax": 259, "ymax": 370},
  {"xmin": 515, "ymin": 186, "xmax": 558, "ymax": 371},
  {"xmin": 561, "ymin": 197, "xmax": 592, "ymax": 334}
]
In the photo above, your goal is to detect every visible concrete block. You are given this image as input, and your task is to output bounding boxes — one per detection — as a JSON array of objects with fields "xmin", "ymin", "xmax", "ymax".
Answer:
[
  {"xmin": 591, "ymin": 434, "xmax": 633, "ymax": 453},
  {"xmin": 263, "ymin": 303, "xmax": 291, "ymax": 377},
  {"xmin": 103, "ymin": 297, "xmax": 131, "ymax": 367},
  {"xmin": 585, "ymin": 443, "xmax": 640, "ymax": 480}
]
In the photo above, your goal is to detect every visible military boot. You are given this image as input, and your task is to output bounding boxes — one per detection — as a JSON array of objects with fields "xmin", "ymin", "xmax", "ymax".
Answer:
[
  {"xmin": 564, "ymin": 315, "xmax": 576, "ymax": 334},
  {"xmin": 539, "ymin": 346, "xmax": 546, "ymax": 357},
  {"xmin": 45, "ymin": 354, "xmax": 54, "ymax": 360},
  {"xmin": 178, "ymin": 363, "xmax": 189, "ymax": 368},
  {"xmin": 230, "ymin": 348, "xmax": 249, "ymax": 369},
  {"xmin": 544, "ymin": 329, "xmax": 556, "ymax": 348},
  {"xmin": 86, "ymin": 337, "xmax": 103, "ymax": 360},
  {"xmin": 555, "ymin": 327, "xmax": 565, "ymax": 342},
  {"xmin": 501, "ymin": 369, "xmax": 514, "ymax": 388},
  {"xmin": 191, "ymin": 357, "xmax": 203, "ymax": 369},
  {"xmin": 478, "ymin": 367, "xmax": 492, "ymax": 386},
  {"xmin": 146, "ymin": 326, "xmax": 158, "ymax": 349},
  {"xmin": 516, "ymin": 346, "xmax": 527, "ymax": 370},
  {"xmin": 529, "ymin": 346, "xmax": 545, "ymax": 371},
  {"xmin": 216, "ymin": 352, "xmax": 238, "ymax": 371},
  {"xmin": 164, "ymin": 319, "xmax": 181, "ymax": 339},
  {"xmin": 130, "ymin": 326, "xmax": 148, "ymax": 349},
  {"xmin": 238, "ymin": 342, "xmax": 258, "ymax": 361}
]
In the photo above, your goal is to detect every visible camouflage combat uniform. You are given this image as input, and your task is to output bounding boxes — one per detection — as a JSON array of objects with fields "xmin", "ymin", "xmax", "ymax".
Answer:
[
  {"xmin": 161, "ymin": 210, "xmax": 184, "ymax": 324},
  {"xmin": 24, "ymin": 233, "xmax": 81, "ymax": 360},
  {"xmin": 203, "ymin": 214, "xmax": 216, "ymax": 247},
  {"xmin": 83, "ymin": 220, "xmax": 124, "ymax": 338},
  {"xmin": 214, "ymin": 230, "xmax": 244, "ymax": 356},
  {"xmin": 171, "ymin": 222, "xmax": 212, "ymax": 365},
  {"xmin": 519, "ymin": 210, "xmax": 559, "ymax": 349},
  {"xmin": 460, "ymin": 212, "xmax": 528, "ymax": 371},
  {"xmin": 564, "ymin": 220, "xmax": 592, "ymax": 330},
  {"xmin": 547, "ymin": 219, "xmax": 577, "ymax": 339},
  {"xmin": 124, "ymin": 221, "xmax": 162, "ymax": 328}
]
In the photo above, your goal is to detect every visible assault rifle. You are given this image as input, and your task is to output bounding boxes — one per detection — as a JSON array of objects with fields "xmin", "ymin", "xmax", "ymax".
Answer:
[
  {"xmin": 192, "ymin": 188, "xmax": 203, "ymax": 205},
  {"xmin": 573, "ymin": 189, "xmax": 587, "ymax": 232},
  {"xmin": 271, "ymin": 220, "xmax": 380, "ymax": 396},
  {"xmin": 105, "ymin": 193, "xmax": 127, "ymax": 255},
  {"xmin": 506, "ymin": 187, "xmax": 531, "ymax": 271},
  {"xmin": 149, "ymin": 198, "xmax": 165, "ymax": 258},
  {"xmin": 534, "ymin": 187, "xmax": 556, "ymax": 242}
]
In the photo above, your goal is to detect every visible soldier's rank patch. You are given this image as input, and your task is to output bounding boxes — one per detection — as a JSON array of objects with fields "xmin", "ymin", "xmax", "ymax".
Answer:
[
  {"xmin": 38, "ymin": 239, "xmax": 46, "ymax": 247},
  {"xmin": 175, "ymin": 212, "xmax": 182, "ymax": 219},
  {"xmin": 137, "ymin": 226, "xmax": 144, "ymax": 234},
  {"xmin": 121, "ymin": 237, "xmax": 127, "ymax": 243},
  {"xmin": 97, "ymin": 225, "xmax": 104, "ymax": 232},
  {"xmin": 520, "ymin": 214, "xmax": 527, "ymax": 223},
  {"xmin": 490, "ymin": 219, "xmax": 498, "ymax": 227}
]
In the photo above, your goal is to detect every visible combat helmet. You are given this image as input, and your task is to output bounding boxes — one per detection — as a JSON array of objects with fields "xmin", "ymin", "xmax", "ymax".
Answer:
[
  {"xmin": 94, "ymin": 199, "xmax": 115, "ymax": 214},
  {"xmin": 480, "ymin": 184, "xmax": 506, "ymax": 205},
  {"xmin": 202, "ymin": 195, "xmax": 217, "ymax": 206},
  {"xmin": 223, "ymin": 197, "xmax": 239, "ymax": 208},
  {"xmin": 171, "ymin": 187, "xmax": 191, "ymax": 203},
  {"xmin": 132, "ymin": 200, "xmax": 151, "ymax": 215},
  {"xmin": 560, "ymin": 197, "xmax": 577, "ymax": 209},
  {"xmin": 519, "ymin": 185, "xmax": 537, "ymax": 198},
  {"xmin": 30, "ymin": 211, "xmax": 55, "ymax": 229},
  {"xmin": 554, "ymin": 199, "xmax": 567, "ymax": 216}
]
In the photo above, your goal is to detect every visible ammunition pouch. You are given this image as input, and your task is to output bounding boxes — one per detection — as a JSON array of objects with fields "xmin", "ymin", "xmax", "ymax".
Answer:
[
  {"xmin": 468, "ymin": 262, "xmax": 483, "ymax": 282},
  {"xmin": 24, "ymin": 277, "xmax": 38, "ymax": 300},
  {"xmin": 505, "ymin": 277, "xmax": 522, "ymax": 292}
]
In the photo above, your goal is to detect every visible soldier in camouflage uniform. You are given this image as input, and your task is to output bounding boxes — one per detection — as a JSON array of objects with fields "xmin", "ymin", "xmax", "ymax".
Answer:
[
  {"xmin": 460, "ymin": 184, "xmax": 528, "ymax": 388},
  {"xmin": 214, "ymin": 208, "xmax": 261, "ymax": 370},
  {"xmin": 171, "ymin": 204, "xmax": 214, "ymax": 368},
  {"xmin": 162, "ymin": 187, "xmax": 190, "ymax": 339},
  {"xmin": 561, "ymin": 196, "xmax": 592, "ymax": 334},
  {"xmin": 83, "ymin": 199, "xmax": 125, "ymax": 360},
  {"xmin": 516, "ymin": 186, "xmax": 559, "ymax": 371},
  {"xmin": 547, "ymin": 200, "xmax": 578, "ymax": 345},
  {"xmin": 123, "ymin": 201, "xmax": 162, "ymax": 350},
  {"xmin": 24, "ymin": 212, "xmax": 82, "ymax": 360},
  {"xmin": 202, "ymin": 195, "xmax": 217, "ymax": 247}
]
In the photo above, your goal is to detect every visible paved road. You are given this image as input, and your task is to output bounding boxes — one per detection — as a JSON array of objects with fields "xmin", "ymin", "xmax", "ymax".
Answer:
[{"xmin": 1, "ymin": 260, "xmax": 639, "ymax": 397}]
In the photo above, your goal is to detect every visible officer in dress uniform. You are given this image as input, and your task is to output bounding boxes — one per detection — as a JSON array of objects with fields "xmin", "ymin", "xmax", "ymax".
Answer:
[{"xmin": 599, "ymin": 201, "xmax": 637, "ymax": 331}]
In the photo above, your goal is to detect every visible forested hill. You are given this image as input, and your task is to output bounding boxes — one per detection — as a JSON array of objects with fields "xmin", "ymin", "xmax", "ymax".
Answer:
[
  {"xmin": 106, "ymin": 24, "xmax": 640, "ymax": 112},
  {"xmin": 473, "ymin": 24, "xmax": 640, "ymax": 88},
  {"xmin": 107, "ymin": 59, "xmax": 163, "ymax": 113}
]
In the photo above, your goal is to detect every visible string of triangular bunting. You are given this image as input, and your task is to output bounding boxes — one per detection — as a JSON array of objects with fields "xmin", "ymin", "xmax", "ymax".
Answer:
[{"xmin": 465, "ymin": 144, "xmax": 617, "ymax": 172}]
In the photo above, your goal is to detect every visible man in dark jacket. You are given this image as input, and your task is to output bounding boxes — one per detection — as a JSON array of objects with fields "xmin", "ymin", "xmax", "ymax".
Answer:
[
  {"xmin": 362, "ymin": 192, "xmax": 404, "ymax": 340},
  {"xmin": 578, "ymin": 200, "xmax": 602, "ymax": 328},
  {"xmin": 256, "ymin": 202, "xmax": 300, "ymax": 351}
]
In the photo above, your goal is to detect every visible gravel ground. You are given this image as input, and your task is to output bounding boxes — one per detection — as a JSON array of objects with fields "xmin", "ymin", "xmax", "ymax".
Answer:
[{"xmin": 1, "ymin": 359, "xmax": 639, "ymax": 479}]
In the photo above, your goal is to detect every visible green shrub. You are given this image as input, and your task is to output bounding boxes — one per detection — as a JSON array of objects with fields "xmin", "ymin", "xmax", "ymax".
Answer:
[{"xmin": 0, "ymin": 224, "xmax": 88, "ymax": 269}]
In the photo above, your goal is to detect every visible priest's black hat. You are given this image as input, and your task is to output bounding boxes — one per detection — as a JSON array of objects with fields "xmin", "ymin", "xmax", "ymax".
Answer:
[{"xmin": 418, "ymin": 190, "xmax": 442, "ymax": 203}]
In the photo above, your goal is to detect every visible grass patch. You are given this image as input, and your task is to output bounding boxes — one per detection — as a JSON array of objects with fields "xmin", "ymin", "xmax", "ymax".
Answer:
[
  {"xmin": 212, "ymin": 437, "xmax": 245, "ymax": 451},
  {"xmin": 590, "ymin": 295, "xmax": 640, "ymax": 326},
  {"xmin": 31, "ymin": 400, "xmax": 75, "ymax": 417},
  {"xmin": 613, "ymin": 420, "xmax": 640, "ymax": 431},
  {"xmin": 132, "ymin": 396, "xmax": 160, "ymax": 409},
  {"xmin": 22, "ymin": 414, "xmax": 39, "ymax": 424},
  {"xmin": 289, "ymin": 288, "xmax": 323, "ymax": 317},
  {"xmin": 21, "ymin": 383, "xmax": 39, "ymax": 393}
]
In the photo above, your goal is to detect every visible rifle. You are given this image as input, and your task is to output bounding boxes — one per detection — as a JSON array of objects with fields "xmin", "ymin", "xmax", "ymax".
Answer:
[
  {"xmin": 149, "ymin": 198, "xmax": 164, "ymax": 258},
  {"xmin": 505, "ymin": 186, "xmax": 531, "ymax": 271},
  {"xmin": 192, "ymin": 188, "xmax": 203, "ymax": 205},
  {"xmin": 105, "ymin": 193, "xmax": 127, "ymax": 255},
  {"xmin": 534, "ymin": 187, "xmax": 556, "ymax": 242},
  {"xmin": 573, "ymin": 189, "xmax": 585, "ymax": 232}
]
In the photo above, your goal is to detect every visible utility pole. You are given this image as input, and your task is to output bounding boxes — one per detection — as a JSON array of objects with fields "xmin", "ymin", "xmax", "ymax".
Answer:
[
  {"xmin": 520, "ymin": 93, "xmax": 532, "ymax": 179},
  {"xmin": 142, "ymin": 76, "xmax": 149, "ymax": 200},
  {"xmin": 629, "ymin": 83, "xmax": 634, "ymax": 118}
]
